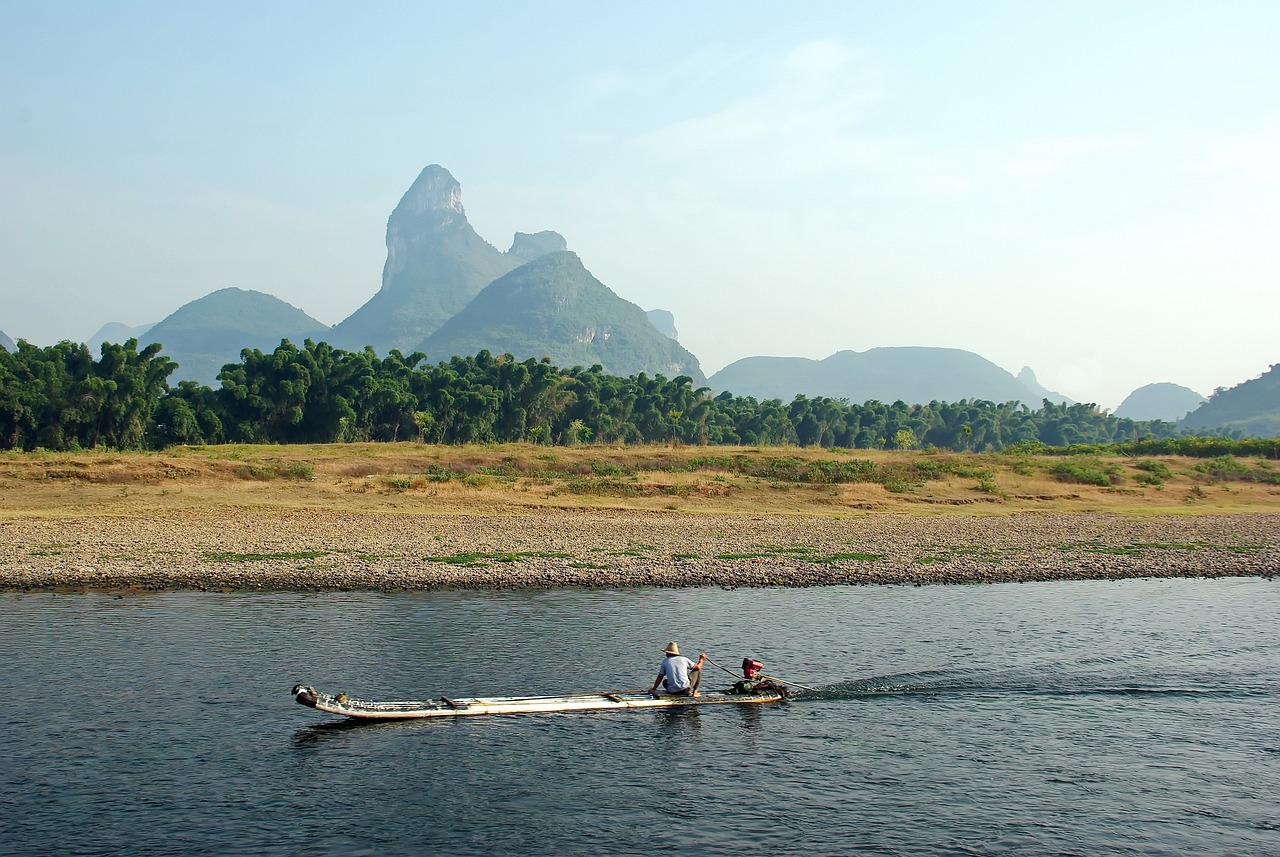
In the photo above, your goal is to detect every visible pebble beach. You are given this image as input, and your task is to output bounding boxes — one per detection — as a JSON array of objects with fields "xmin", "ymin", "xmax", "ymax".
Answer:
[{"xmin": 2, "ymin": 509, "xmax": 1277, "ymax": 592}]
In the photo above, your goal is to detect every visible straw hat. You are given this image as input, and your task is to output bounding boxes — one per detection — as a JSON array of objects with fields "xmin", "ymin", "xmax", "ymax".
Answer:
[{"xmin": 664, "ymin": 641, "xmax": 680, "ymax": 655}]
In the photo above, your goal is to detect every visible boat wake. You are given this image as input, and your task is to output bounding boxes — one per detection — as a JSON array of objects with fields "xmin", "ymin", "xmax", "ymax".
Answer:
[{"xmin": 793, "ymin": 666, "xmax": 1276, "ymax": 702}]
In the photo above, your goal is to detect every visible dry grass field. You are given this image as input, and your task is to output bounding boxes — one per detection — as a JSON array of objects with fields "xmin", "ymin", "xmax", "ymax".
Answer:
[
  {"xmin": 3, "ymin": 444, "xmax": 1276, "ymax": 591},
  {"xmin": 1, "ymin": 442, "xmax": 1277, "ymax": 519}
]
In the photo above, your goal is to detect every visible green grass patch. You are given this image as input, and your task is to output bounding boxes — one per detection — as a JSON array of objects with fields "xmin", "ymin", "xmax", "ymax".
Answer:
[
  {"xmin": 756, "ymin": 544, "xmax": 817, "ymax": 554},
  {"xmin": 234, "ymin": 460, "xmax": 315, "ymax": 481},
  {"xmin": 1052, "ymin": 540, "xmax": 1266, "ymax": 556},
  {"xmin": 206, "ymin": 550, "xmax": 329, "ymax": 562},
  {"xmin": 810, "ymin": 552, "xmax": 881, "ymax": 564},
  {"xmin": 919, "ymin": 545, "xmax": 1010, "ymax": 562},
  {"xmin": 425, "ymin": 551, "xmax": 574, "ymax": 566},
  {"xmin": 562, "ymin": 476, "xmax": 641, "ymax": 496}
]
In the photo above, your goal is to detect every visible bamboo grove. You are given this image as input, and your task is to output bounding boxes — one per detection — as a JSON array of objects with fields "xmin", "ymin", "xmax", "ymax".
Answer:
[{"xmin": 0, "ymin": 337, "xmax": 1260, "ymax": 454}]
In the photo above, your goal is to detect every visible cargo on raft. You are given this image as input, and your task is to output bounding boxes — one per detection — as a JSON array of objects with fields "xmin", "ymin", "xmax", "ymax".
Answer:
[{"xmin": 290, "ymin": 683, "xmax": 787, "ymax": 720}]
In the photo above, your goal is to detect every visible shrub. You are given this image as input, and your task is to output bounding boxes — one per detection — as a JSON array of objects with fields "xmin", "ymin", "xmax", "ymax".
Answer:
[
  {"xmin": 1049, "ymin": 459, "xmax": 1116, "ymax": 486},
  {"xmin": 1133, "ymin": 460, "xmax": 1173, "ymax": 480},
  {"xmin": 1134, "ymin": 472, "xmax": 1164, "ymax": 488}
]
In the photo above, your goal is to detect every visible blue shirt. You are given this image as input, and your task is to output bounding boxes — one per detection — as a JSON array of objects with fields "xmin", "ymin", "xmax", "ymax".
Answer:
[{"xmin": 659, "ymin": 655, "xmax": 695, "ymax": 691}]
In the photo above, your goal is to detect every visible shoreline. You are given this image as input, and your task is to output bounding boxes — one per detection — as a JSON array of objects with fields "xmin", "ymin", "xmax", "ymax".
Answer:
[{"xmin": 2, "ymin": 509, "xmax": 1277, "ymax": 593}]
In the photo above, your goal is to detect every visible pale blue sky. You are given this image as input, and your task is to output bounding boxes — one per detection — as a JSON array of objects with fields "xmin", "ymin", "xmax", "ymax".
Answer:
[{"xmin": 2, "ymin": 1, "xmax": 1277, "ymax": 409}]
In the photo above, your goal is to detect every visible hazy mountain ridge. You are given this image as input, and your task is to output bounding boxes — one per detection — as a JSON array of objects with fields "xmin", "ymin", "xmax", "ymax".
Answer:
[
  {"xmin": 1016, "ymin": 367, "xmax": 1073, "ymax": 406},
  {"xmin": 51, "ymin": 162, "xmax": 1274, "ymax": 426},
  {"xmin": 88, "ymin": 322, "xmax": 155, "ymax": 353},
  {"xmin": 1115, "ymin": 382, "xmax": 1205, "ymax": 422},
  {"xmin": 646, "ymin": 310, "xmax": 679, "ymax": 340},
  {"xmin": 419, "ymin": 251, "xmax": 705, "ymax": 383},
  {"xmin": 0, "ymin": 330, "xmax": 14, "ymax": 351},
  {"xmin": 710, "ymin": 348, "xmax": 1048, "ymax": 407},
  {"xmin": 1181, "ymin": 365, "xmax": 1280, "ymax": 436},
  {"xmin": 145, "ymin": 288, "xmax": 331, "ymax": 385}
]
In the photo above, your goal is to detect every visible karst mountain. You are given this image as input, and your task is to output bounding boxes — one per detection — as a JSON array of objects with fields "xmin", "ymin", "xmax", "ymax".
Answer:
[
  {"xmin": 328, "ymin": 165, "xmax": 563, "ymax": 354},
  {"xmin": 419, "ymin": 251, "xmax": 705, "ymax": 383},
  {"xmin": 1113, "ymin": 382, "xmax": 1206, "ymax": 422},
  {"xmin": 146, "ymin": 288, "xmax": 330, "ymax": 385}
]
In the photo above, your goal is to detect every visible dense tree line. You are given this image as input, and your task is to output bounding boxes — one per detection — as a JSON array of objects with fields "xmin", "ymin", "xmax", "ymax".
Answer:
[{"xmin": 0, "ymin": 338, "xmax": 1239, "ymax": 454}]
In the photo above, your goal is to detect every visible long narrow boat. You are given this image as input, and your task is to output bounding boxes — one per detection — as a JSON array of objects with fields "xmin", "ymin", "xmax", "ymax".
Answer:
[{"xmin": 291, "ymin": 683, "xmax": 785, "ymax": 720}]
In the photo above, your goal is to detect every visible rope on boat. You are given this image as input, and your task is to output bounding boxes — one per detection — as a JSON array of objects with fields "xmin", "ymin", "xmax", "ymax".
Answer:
[{"xmin": 703, "ymin": 655, "xmax": 819, "ymax": 693}]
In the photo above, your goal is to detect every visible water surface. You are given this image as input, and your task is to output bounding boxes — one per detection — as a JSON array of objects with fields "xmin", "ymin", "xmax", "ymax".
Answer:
[{"xmin": 3, "ymin": 578, "xmax": 1278, "ymax": 855}]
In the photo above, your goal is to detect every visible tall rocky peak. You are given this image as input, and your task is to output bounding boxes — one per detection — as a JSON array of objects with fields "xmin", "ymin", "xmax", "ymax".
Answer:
[
  {"xmin": 394, "ymin": 164, "xmax": 465, "ymax": 220},
  {"xmin": 1016, "ymin": 366, "xmax": 1073, "ymax": 406},
  {"xmin": 330, "ymin": 165, "xmax": 519, "ymax": 354},
  {"xmin": 507, "ymin": 230, "xmax": 567, "ymax": 263}
]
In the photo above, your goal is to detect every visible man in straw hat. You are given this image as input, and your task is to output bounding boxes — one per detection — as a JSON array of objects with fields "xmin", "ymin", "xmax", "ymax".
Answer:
[{"xmin": 649, "ymin": 641, "xmax": 707, "ymax": 697}]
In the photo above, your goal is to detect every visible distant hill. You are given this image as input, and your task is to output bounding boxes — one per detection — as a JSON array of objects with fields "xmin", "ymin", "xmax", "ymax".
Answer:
[
  {"xmin": 1016, "ymin": 367, "xmax": 1073, "ymax": 405},
  {"xmin": 0, "ymin": 330, "xmax": 13, "ymax": 351},
  {"xmin": 419, "ymin": 251, "xmax": 705, "ymax": 383},
  {"xmin": 330, "ymin": 165, "xmax": 565, "ymax": 355},
  {"xmin": 1114, "ymin": 382, "xmax": 1205, "ymax": 422},
  {"xmin": 87, "ymin": 322, "xmax": 155, "ymax": 353},
  {"xmin": 507, "ymin": 230, "xmax": 567, "ymax": 264},
  {"xmin": 1181, "ymin": 364, "xmax": 1280, "ymax": 437},
  {"xmin": 709, "ymin": 347, "xmax": 1044, "ymax": 406},
  {"xmin": 143, "ymin": 288, "xmax": 331, "ymax": 385},
  {"xmin": 646, "ymin": 309, "xmax": 679, "ymax": 340}
]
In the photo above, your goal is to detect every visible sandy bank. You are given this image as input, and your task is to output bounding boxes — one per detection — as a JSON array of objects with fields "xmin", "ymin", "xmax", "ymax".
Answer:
[{"xmin": 1, "ymin": 510, "xmax": 1276, "ymax": 592}]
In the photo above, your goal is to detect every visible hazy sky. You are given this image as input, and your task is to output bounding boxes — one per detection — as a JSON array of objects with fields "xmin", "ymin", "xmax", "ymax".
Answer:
[{"xmin": 2, "ymin": 1, "xmax": 1277, "ymax": 410}]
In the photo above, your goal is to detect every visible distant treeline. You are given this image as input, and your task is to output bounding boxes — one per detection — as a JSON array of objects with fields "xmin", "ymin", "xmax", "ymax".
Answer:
[{"xmin": 0, "ymin": 338, "xmax": 1272, "ymax": 455}]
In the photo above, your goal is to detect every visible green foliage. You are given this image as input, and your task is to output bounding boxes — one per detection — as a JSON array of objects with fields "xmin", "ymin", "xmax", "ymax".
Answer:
[
  {"xmin": 1181, "ymin": 363, "xmax": 1280, "ymax": 434},
  {"xmin": 1133, "ymin": 460, "xmax": 1173, "ymax": 479},
  {"xmin": 1193, "ymin": 455, "xmax": 1280, "ymax": 484},
  {"xmin": 2, "ymin": 337, "xmax": 1270, "ymax": 455},
  {"xmin": 235, "ymin": 460, "xmax": 314, "ymax": 481},
  {"xmin": 1048, "ymin": 458, "xmax": 1120, "ymax": 486}
]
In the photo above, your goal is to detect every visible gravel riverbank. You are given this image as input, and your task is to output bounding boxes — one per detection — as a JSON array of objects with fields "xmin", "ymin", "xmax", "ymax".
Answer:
[{"xmin": 2, "ymin": 510, "xmax": 1277, "ymax": 592}]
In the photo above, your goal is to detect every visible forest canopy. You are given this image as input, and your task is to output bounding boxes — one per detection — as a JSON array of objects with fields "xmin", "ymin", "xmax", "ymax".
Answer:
[{"xmin": 0, "ymin": 338, "xmax": 1272, "ymax": 455}]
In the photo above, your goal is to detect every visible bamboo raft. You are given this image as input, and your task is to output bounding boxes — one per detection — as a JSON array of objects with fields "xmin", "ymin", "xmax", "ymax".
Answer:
[{"xmin": 291, "ymin": 684, "xmax": 785, "ymax": 720}]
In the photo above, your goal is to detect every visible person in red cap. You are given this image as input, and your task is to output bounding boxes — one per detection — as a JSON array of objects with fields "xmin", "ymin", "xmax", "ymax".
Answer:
[
  {"xmin": 649, "ymin": 641, "xmax": 707, "ymax": 697},
  {"xmin": 732, "ymin": 657, "xmax": 784, "ymax": 696}
]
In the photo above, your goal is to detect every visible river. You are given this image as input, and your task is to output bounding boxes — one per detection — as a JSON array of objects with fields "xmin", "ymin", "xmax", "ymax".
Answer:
[{"xmin": 3, "ymin": 578, "xmax": 1278, "ymax": 855}]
